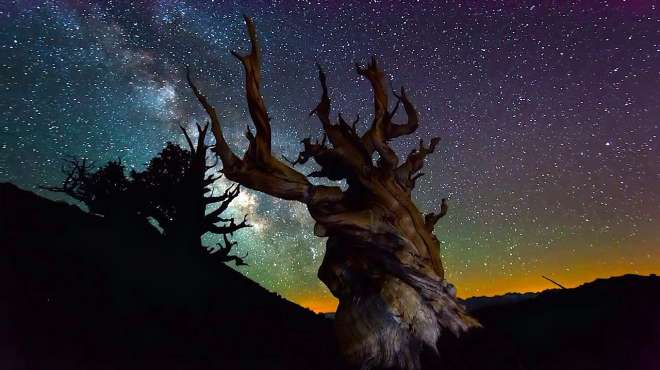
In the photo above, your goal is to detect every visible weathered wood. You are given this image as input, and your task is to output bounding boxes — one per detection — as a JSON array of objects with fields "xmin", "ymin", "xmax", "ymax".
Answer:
[{"xmin": 187, "ymin": 16, "xmax": 479, "ymax": 370}]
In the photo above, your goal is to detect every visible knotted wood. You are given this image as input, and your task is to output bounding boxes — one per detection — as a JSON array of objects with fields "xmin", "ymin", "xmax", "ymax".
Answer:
[{"xmin": 187, "ymin": 16, "xmax": 479, "ymax": 370}]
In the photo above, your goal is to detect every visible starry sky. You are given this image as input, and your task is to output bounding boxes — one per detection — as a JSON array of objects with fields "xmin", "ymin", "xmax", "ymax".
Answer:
[{"xmin": 1, "ymin": 1, "xmax": 659, "ymax": 312}]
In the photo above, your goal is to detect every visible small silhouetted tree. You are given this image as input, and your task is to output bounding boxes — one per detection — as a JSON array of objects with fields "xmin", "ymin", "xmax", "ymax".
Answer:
[
  {"xmin": 132, "ymin": 123, "xmax": 250, "ymax": 265},
  {"xmin": 130, "ymin": 142, "xmax": 193, "ymax": 237},
  {"xmin": 44, "ymin": 126, "xmax": 250, "ymax": 265},
  {"xmin": 42, "ymin": 157, "xmax": 131, "ymax": 218}
]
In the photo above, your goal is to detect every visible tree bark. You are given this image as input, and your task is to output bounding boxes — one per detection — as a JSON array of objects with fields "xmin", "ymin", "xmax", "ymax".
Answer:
[{"xmin": 187, "ymin": 16, "xmax": 479, "ymax": 370}]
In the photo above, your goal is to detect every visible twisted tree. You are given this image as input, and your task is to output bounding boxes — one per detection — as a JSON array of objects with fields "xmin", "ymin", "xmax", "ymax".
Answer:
[{"xmin": 187, "ymin": 16, "xmax": 478, "ymax": 370}]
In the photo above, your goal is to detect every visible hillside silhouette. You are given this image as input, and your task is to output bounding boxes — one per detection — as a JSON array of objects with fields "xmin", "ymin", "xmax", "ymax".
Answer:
[
  {"xmin": 432, "ymin": 274, "xmax": 660, "ymax": 370},
  {"xmin": 0, "ymin": 183, "xmax": 342, "ymax": 370},
  {"xmin": 1, "ymin": 183, "xmax": 659, "ymax": 370}
]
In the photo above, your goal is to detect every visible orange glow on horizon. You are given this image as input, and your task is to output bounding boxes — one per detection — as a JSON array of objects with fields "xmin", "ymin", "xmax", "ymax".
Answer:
[
  {"xmin": 290, "ymin": 269, "xmax": 659, "ymax": 313},
  {"xmin": 294, "ymin": 295, "xmax": 339, "ymax": 313},
  {"xmin": 453, "ymin": 259, "xmax": 660, "ymax": 298}
]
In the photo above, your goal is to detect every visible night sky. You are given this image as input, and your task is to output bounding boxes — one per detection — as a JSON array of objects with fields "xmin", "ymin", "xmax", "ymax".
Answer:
[{"xmin": 1, "ymin": 1, "xmax": 658, "ymax": 312}]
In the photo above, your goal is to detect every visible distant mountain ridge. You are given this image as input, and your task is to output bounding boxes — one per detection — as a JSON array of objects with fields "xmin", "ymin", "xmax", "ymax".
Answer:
[
  {"xmin": 462, "ymin": 273, "xmax": 660, "ymax": 312},
  {"xmin": 460, "ymin": 273, "xmax": 658, "ymax": 312},
  {"xmin": 461, "ymin": 291, "xmax": 539, "ymax": 312}
]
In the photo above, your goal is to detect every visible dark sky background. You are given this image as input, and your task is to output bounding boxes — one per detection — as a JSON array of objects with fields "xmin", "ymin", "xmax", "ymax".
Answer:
[{"xmin": 1, "ymin": 0, "xmax": 658, "ymax": 312}]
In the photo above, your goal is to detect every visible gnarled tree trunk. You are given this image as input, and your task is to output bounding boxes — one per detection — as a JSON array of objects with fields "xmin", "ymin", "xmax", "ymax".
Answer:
[{"xmin": 187, "ymin": 16, "xmax": 479, "ymax": 370}]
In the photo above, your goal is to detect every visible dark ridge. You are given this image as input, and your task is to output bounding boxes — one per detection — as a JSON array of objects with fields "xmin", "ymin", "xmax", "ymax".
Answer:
[
  {"xmin": 0, "ymin": 182, "xmax": 344, "ymax": 370},
  {"xmin": 430, "ymin": 273, "xmax": 660, "ymax": 370}
]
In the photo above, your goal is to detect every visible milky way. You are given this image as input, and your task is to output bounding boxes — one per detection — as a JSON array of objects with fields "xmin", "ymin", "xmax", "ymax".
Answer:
[{"xmin": 1, "ymin": 1, "xmax": 658, "ymax": 312}]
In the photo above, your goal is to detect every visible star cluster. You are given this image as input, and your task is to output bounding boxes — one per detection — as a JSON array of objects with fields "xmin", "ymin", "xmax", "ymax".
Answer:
[{"xmin": 1, "ymin": 1, "xmax": 658, "ymax": 312}]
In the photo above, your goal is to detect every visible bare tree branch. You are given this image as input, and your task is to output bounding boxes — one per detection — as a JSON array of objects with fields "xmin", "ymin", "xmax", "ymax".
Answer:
[
  {"xmin": 179, "ymin": 124, "xmax": 196, "ymax": 154},
  {"xmin": 188, "ymin": 18, "xmax": 339, "ymax": 204},
  {"xmin": 186, "ymin": 65, "xmax": 240, "ymax": 169},
  {"xmin": 207, "ymin": 233, "xmax": 249, "ymax": 266},
  {"xmin": 424, "ymin": 198, "xmax": 448, "ymax": 231},
  {"xmin": 388, "ymin": 87, "xmax": 419, "ymax": 138},
  {"xmin": 207, "ymin": 215, "xmax": 251, "ymax": 235},
  {"xmin": 395, "ymin": 137, "xmax": 441, "ymax": 190},
  {"xmin": 40, "ymin": 156, "xmax": 93, "ymax": 203},
  {"xmin": 203, "ymin": 184, "xmax": 241, "ymax": 228}
]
